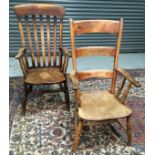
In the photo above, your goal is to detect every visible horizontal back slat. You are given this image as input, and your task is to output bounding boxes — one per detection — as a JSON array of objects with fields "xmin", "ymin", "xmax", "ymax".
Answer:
[
  {"xmin": 77, "ymin": 70, "xmax": 113, "ymax": 80},
  {"xmin": 74, "ymin": 20, "xmax": 120, "ymax": 35},
  {"xmin": 14, "ymin": 3, "xmax": 65, "ymax": 16},
  {"xmin": 75, "ymin": 46, "xmax": 116, "ymax": 57}
]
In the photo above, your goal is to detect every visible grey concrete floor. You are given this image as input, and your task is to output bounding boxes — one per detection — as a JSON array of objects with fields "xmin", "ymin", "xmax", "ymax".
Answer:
[{"xmin": 9, "ymin": 53, "xmax": 144, "ymax": 77}]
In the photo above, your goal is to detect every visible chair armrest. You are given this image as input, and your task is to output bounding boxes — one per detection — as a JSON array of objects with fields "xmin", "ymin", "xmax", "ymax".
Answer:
[
  {"xmin": 70, "ymin": 71, "xmax": 81, "ymax": 107},
  {"xmin": 59, "ymin": 47, "xmax": 69, "ymax": 56},
  {"xmin": 59, "ymin": 47, "xmax": 69, "ymax": 74},
  {"xmin": 116, "ymin": 67, "xmax": 141, "ymax": 104},
  {"xmin": 15, "ymin": 48, "xmax": 26, "ymax": 59},
  {"xmin": 116, "ymin": 67, "xmax": 141, "ymax": 87},
  {"xmin": 69, "ymin": 70, "xmax": 79, "ymax": 90},
  {"xmin": 15, "ymin": 48, "xmax": 28, "ymax": 77}
]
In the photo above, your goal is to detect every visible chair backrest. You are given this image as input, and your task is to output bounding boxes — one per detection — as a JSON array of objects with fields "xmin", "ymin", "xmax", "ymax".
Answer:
[
  {"xmin": 14, "ymin": 3, "xmax": 65, "ymax": 68},
  {"xmin": 70, "ymin": 18, "xmax": 123, "ymax": 93}
]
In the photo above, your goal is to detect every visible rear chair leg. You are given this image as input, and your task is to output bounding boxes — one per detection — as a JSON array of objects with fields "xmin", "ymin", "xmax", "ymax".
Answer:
[
  {"xmin": 74, "ymin": 111, "xmax": 78, "ymax": 132},
  {"xmin": 127, "ymin": 116, "xmax": 132, "ymax": 145},
  {"xmin": 21, "ymin": 83, "xmax": 28, "ymax": 116},
  {"xmin": 63, "ymin": 81, "xmax": 70, "ymax": 110},
  {"xmin": 73, "ymin": 120, "xmax": 83, "ymax": 152}
]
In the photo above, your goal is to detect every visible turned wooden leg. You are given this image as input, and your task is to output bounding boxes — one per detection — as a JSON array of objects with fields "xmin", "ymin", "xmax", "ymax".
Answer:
[
  {"xmin": 127, "ymin": 116, "xmax": 132, "ymax": 145},
  {"xmin": 72, "ymin": 120, "xmax": 83, "ymax": 152},
  {"xmin": 28, "ymin": 84, "xmax": 33, "ymax": 93},
  {"xmin": 21, "ymin": 83, "xmax": 28, "ymax": 116},
  {"xmin": 59, "ymin": 83, "xmax": 64, "ymax": 90},
  {"xmin": 63, "ymin": 81, "xmax": 70, "ymax": 110},
  {"xmin": 74, "ymin": 111, "xmax": 78, "ymax": 132}
]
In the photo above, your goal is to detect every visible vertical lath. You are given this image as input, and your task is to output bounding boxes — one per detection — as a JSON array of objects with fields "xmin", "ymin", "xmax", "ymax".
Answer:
[
  {"xmin": 40, "ymin": 15, "xmax": 46, "ymax": 67},
  {"xmin": 59, "ymin": 17, "xmax": 63, "ymax": 67},
  {"xmin": 111, "ymin": 18, "xmax": 123, "ymax": 93},
  {"xmin": 116, "ymin": 76, "xmax": 126, "ymax": 97},
  {"xmin": 53, "ymin": 16, "xmax": 57, "ymax": 66},
  {"xmin": 25, "ymin": 16, "xmax": 36, "ymax": 67},
  {"xmin": 120, "ymin": 82, "xmax": 132, "ymax": 104},
  {"xmin": 47, "ymin": 15, "xmax": 51, "ymax": 66},
  {"xmin": 17, "ymin": 17, "xmax": 28, "ymax": 67},
  {"xmin": 70, "ymin": 19, "xmax": 77, "ymax": 72},
  {"xmin": 32, "ymin": 15, "xmax": 40, "ymax": 67}
]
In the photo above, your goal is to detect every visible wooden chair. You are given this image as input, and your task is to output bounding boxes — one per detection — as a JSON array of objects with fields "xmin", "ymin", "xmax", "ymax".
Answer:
[
  {"xmin": 13, "ymin": 3, "xmax": 70, "ymax": 115},
  {"xmin": 69, "ymin": 18, "xmax": 141, "ymax": 152}
]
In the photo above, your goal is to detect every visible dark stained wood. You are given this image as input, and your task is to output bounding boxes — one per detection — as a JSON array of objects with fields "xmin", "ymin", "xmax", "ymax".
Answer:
[
  {"xmin": 74, "ymin": 20, "xmax": 120, "ymax": 35},
  {"xmin": 14, "ymin": 3, "xmax": 65, "ymax": 16},
  {"xmin": 77, "ymin": 70, "xmax": 113, "ymax": 80},
  {"xmin": 32, "ymin": 15, "xmax": 40, "ymax": 67},
  {"xmin": 14, "ymin": 3, "xmax": 70, "ymax": 115},
  {"xmin": 75, "ymin": 46, "xmax": 116, "ymax": 57}
]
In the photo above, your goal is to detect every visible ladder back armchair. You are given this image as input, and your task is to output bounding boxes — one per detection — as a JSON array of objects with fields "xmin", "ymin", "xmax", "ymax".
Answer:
[
  {"xmin": 69, "ymin": 18, "xmax": 141, "ymax": 152},
  {"xmin": 13, "ymin": 3, "xmax": 70, "ymax": 115}
]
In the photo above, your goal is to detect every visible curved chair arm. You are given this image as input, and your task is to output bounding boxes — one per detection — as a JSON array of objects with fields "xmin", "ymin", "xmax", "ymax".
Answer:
[
  {"xmin": 70, "ymin": 71, "xmax": 81, "ymax": 106},
  {"xmin": 15, "ymin": 47, "xmax": 26, "ymax": 59},
  {"xmin": 70, "ymin": 70, "xmax": 79, "ymax": 90},
  {"xmin": 15, "ymin": 47, "xmax": 28, "ymax": 77},
  {"xmin": 59, "ymin": 47, "xmax": 69, "ymax": 74},
  {"xmin": 116, "ymin": 67, "xmax": 141, "ymax": 104},
  {"xmin": 116, "ymin": 67, "xmax": 141, "ymax": 87}
]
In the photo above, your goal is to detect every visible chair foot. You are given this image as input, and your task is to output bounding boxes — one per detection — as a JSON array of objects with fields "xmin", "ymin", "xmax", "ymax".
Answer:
[
  {"xmin": 21, "ymin": 94, "xmax": 27, "ymax": 116},
  {"xmin": 74, "ymin": 111, "xmax": 78, "ymax": 132},
  {"xmin": 63, "ymin": 81, "xmax": 70, "ymax": 111},
  {"xmin": 127, "ymin": 116, "xmax": 132, "ymax": 145},
  {"xmin": 72, "ymin": 120, "xmax": 83, "ymax": 152},
  {"xmin": 21, "ymin": 83, "xmax": 28, "ymax": 116}
]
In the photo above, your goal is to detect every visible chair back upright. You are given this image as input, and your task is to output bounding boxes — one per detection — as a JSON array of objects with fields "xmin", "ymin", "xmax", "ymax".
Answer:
[
  {"xmin": 70, "ymin": 18, "xmax": 123, "ymax": 93},
  {"xmin": 14, "ymin": 3, "xmax": 65, "ymax": 68}
]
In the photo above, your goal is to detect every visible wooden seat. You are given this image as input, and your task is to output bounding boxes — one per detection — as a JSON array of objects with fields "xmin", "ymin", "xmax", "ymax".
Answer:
[
  {"xmin": 25, "ymin": 68, "xmax": 65, "ymax": 84},
  {"xmin": 79, "ymin": 91, "xmax": 132, "ymax": 121},
  {"xmin": 69, "ymin": 18, "xmax": 141, "ymax": 152},
  {"xmin": 13, "ymin": 4, "xmax": 70, "ymax": 115}
]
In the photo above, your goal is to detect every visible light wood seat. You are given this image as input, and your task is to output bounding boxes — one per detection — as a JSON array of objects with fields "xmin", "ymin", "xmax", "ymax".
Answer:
[
  {"xmin": 25, "ymin": 68, "xmax": 65, "ymax": 84},
  {"xmin": 79, "ymin": 91, "xmax": 132, "ymax": 121},
  {"xmin": 69, "ymin": 18, "xmax": 141, "ymax": 152}
]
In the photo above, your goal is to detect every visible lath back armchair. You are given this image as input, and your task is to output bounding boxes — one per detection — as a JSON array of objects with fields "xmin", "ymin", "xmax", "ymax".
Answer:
[
  {"xmin": 14, "ymin": 3, "xmax": 70, "ymax": 115},
  {"xmin": 69, "ymin": 18, "xmax": 141, "ymax": 152}
]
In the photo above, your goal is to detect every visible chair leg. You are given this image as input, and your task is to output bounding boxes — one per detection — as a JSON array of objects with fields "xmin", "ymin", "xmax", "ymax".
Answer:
[
  {"xmin": 74, "ymin": 111, "xmax": 78, "ymax": 132},
  {"xmin": 21, "ymin": 83, "xmax": 28, "ymax": 116},
  {"xmin": 63, "ymin": 81, "xmax": 70, "ymax": 110},
  {"xmin": 29, "ymin": 84, "xmax": 33, "ymax": 93},
  {"xmin": 73, "ymin": 120, "xmax": 83, "ymax": 152},
  {"xmin": 127, "ymin": 116, "xmax": 132, "ymax": 145},
  {"xmin": 59, "ymin": 83, "xmax": 64, "ymax": 90}
]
